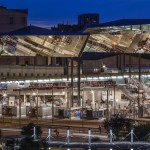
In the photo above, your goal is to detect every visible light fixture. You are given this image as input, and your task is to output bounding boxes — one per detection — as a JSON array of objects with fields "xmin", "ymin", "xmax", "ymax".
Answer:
[
  {"xmin": 102, "ymin": 64, "xmax": 106, "ymax": 68},
  {"xmin": 112, "ymin": 41, "xmax": 117, "ymax": 45},
  {"xmin": 91, "ymin": 90, "xmax": 94, "ymax": 94},
  {"xmin": 3, "ymin": 93, "xmax": 7, "ymax": 97},
  {"xmin": 33, "ymin": 92, "xmax": 36, "ymax": 96}
]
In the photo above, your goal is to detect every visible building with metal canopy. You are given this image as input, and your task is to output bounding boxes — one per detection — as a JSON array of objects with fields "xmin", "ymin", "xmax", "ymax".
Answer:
[{"xmin": 0, "ymin": 18, "xmax": 149, "ymax": 122}]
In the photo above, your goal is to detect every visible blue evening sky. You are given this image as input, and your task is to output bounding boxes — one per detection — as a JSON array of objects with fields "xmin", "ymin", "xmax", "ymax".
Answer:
[{"xmin": 0, "ymin": 0, "xmax": 150, "ymax": 27}]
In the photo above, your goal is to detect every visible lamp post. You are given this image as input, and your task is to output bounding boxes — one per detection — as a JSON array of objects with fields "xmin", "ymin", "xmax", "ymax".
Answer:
[
  {"xmin": 129, "ymin": 54, "xmax": 131, "ymax": 78},
  {"xmin": 138, "ymin": 53, "xmax": 141, "ymax": 118},
  {"xmin": 113, "ymin": 85, "xmax": 116, "ymax": 115},
  {"xmin": 36, "ymin": 89, "xmax": 39, "ymax": 124},
  {"xmin": 107, "ymin": 90, "xmax": 109, "ymax": 119},
  {"xmin": 71, "ymin": 58, "xmax": 73, "ymax": 107},
  {"xmin": 2, "ymin": 90, "xmax": 7, "ymax": 123},
  {"xmin": 18, "ymin": 88, "xmax": 21, "ymax": 127},
  {"xmin": 52, "ymin": 84, "xmax": 54, "ymax": 123}
]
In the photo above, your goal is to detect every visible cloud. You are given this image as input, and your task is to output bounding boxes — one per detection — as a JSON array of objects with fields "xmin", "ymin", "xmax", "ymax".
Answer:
[{"xmin": 29, "ymin": 20, "xmax": 54, "ymax": 28}]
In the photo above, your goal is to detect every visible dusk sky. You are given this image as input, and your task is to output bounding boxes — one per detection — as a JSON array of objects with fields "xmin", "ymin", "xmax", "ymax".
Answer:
[{"xmin": 0, "ymin": 0, "xmax": 150, "ymax": 27}]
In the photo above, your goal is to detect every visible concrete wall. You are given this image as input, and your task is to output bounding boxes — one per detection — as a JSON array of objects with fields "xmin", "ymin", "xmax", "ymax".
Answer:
[
  {"xmin": 0, "ymin": 65, "xmax": 78, "ymax": 79},
  {"xmin": 83, "ymin": 55, "xmax": 150, "ymax": 74},
  {"xmin": 0, "ymin": 66, "xmax": 65, "ymax": 77}
]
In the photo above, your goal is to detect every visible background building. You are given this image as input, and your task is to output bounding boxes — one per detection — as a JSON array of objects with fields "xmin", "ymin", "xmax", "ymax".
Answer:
[
  {"xmin": 78, "ymin": 14, "xmax": 99, "ymax": 26},
  {"xmin": 0, "ymin": 10, "xmax": 150, "ymax": 120},
  {"xmin": 51, "ymin": 13, "xmax": 100, "ymax": 32},
  {"xmin": 0, "ymin": 6, "xmax": 28, "ymax": 33},
  {"xmin": 51, "ymin": 24, "xmax": 84, "ymax": 32}
]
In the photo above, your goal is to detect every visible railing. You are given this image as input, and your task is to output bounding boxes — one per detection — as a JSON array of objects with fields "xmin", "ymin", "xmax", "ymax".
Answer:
[
  {"xmin": 118, "ymin": 85, "xmax": 137, "ymax": 100},
  {"xmin": 132, "ymin": 78, "xmax": 150, "ymax": 94},
  {"xmin": 2, "ymin": 125, "xmax": 150, "ymax": 149},
  {"xmin": 34, "ymin": 127, "xmax": 150, "ymax": 149}
]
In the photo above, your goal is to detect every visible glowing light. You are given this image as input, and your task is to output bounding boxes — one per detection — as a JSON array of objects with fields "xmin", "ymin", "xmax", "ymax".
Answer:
[
  {"xmin": 3, "ymin": 93, "xmax": 7, "ymax": 97},
  {"xmin": 112, "ymin": 41, "xmax": 118, "ymax": 45},
  {"xmin": 91, "ymin": 90, "xmax": 94, "ymax": 94},
  {"xmin": 102, "ymin": 65, "xmax": 106, "ymax": 68},
  {"xmin": 33, "ymin": 92, "xmax": 36, "ymax": 96}
]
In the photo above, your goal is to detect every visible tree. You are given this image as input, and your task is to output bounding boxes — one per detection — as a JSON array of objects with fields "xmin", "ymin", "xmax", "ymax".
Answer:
[
  {"xmin": 19, "ymin": 137, "xmax": 35, "ymax": 150},
  {"xmin": 20, "ymin": 123, "xmax": 43, "ymax": 150},
  {"xmin": 21, "ymin": 123, "xmax": 42, "ymax": 138},
  {"xmin": 103, "ymin": 113, "xmax": 132, "ymax": 141}
]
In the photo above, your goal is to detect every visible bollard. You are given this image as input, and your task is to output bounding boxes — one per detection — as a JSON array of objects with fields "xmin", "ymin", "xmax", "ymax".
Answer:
[
  {"xmin": 33, "ymin": 126, "xmax": 37, "ymax": 140},
  {"xmin": 48, "ymin": 128, "xmax": 51, "ymax": 143},
  {"xmin": 67, "ymin": 127, "xmax": 70, "ymax": 144},
  {"xmin": 88, "ymin": 128, "xmax": 91, "ymax": 148},
  {"xmin": 131, "ymin": 128, "xmax": 134, "ymax": 144},
  {"xmin": 109, "ymin": 128, "xmax": 113, "ymax": 144}
]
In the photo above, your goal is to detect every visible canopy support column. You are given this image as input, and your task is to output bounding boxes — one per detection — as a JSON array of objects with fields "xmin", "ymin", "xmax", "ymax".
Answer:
[{"xmin": 77, "ymin": 35, "xmax": 89, "ymax": 106}]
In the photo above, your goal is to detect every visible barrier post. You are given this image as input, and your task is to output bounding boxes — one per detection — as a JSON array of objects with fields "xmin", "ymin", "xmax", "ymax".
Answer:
[
  {"xmin": 67, "ymin": 127, "xmax": 70, "ymax": 144},
  {"xmin": 33, "ymin": 126, "xmax": 37, "ymax": 140},
  {"xmin": 110, "ymin": 128, "xmax": 113, "ymax": 144},
  {"xmin": 131, "ymin": 128, "xmax": 134, "ymax": 144},
  {"xmin": 88, "ymin": 128, "xmax": 91, "ymax": 149},
  {"xmin": 48, "ymin": 128, "xmax": 51, "ymax": 143}
]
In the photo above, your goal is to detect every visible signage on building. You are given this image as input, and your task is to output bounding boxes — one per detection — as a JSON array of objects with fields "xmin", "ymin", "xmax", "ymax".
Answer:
[
  {"xmin": 85, "ymin": 80, "xmax": 116, "ymax": 87},
  {"xmin": 29, "ymin": 82, "xmax": 67, "ymax": 89}
]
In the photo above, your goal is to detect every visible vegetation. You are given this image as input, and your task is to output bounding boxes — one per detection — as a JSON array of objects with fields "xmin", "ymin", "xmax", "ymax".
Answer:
[
  {"xmin": 103, "ymin": 113, "xmax": 132, "ymax": 141},
  {"xmin": 21, "ymin": 123, "xmax": 42, "ymax": 138},
  {"xmin": 20, "ymin": 123, "xmax": 43, "ymax": 150}
]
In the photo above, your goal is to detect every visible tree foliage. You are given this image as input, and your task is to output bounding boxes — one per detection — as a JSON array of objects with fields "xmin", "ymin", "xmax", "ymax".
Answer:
[
  {"xmin": 20, "ymin": 123, "xmax": 43, "ymax": 150},
  {"xmin": 103, "ymin": 114, "xmax": 132, "ymax": 140},
  {"xmin": 21, "ymin": 123, "xmax": 42, "ymax": 138}
]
